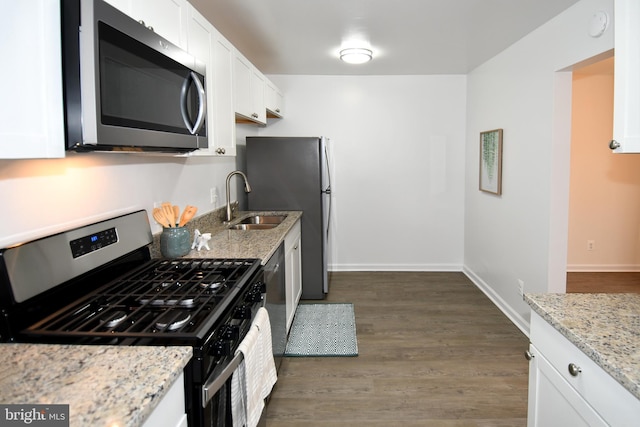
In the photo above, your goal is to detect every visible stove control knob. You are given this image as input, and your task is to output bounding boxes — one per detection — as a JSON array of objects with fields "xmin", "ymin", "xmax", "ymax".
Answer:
[
  {"xmin": 246, "ymin": 289, "xmax": 263, "ymax": 303},
  {"xmin": 222, "ymin": 324, "xmax": 239, "ymax": 340},
  {"xmin": 234, "ymin": 305, "xmax": 252, "ymax": 319},
  {"xmin": 256, "ymin": 281, "xmax": 266, "ymax": 294},
  {"xmin": 212, "ymin": 339, "xmax": 232, "ymax": 356}
]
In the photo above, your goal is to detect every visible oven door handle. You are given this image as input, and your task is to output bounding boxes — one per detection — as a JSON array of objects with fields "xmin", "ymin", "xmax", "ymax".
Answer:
[{"xmin": 202, "ymin": 351, "xmax": 244, "ymax": 408}]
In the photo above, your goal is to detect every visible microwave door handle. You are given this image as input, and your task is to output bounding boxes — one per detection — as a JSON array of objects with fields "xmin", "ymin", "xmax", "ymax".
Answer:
[
  {"xmin": 191, "ymin": 72, "xmax": 207, "ymax": 134},
  {"xmin": 180, "ymin": 72, "xmax": 207, "ymax": 135}
]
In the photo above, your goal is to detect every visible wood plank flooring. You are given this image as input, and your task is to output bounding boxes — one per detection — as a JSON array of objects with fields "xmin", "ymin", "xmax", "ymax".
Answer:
[
  {"xmin": 566, "ymin": 272, "xmax": 640, "ymax": 293},
  {"xmin": 266, "ymin": 272, "xmax": 530, "ymax": 426}
]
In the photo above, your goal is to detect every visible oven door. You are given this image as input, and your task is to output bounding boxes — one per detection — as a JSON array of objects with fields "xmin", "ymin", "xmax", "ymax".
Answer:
[
  {"xmin": 201, "ymin": 353, "xmax": 241, "ymax": 426},
  {"xmin": 195, "ymin": 275, "xmax": 267, "ymax": 426}
]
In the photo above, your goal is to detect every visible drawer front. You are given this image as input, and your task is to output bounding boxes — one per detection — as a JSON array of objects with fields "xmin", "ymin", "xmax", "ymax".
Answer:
[
  {"xmin": 284, "ymin": 219, "xmax": 301, "ymax": 251},
  {"xmin": 530, "ymin": 312, "xmax": 640, "ymax": 425}
]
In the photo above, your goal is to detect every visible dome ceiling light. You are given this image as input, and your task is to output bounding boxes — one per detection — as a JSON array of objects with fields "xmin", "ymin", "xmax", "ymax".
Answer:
[{"xmin": 339, "ymin": 47, "xmax": 373, "ymax": 64}]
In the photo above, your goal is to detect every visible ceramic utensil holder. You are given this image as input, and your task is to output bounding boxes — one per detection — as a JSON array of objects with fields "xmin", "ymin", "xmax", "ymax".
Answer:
[{"xmin": 160, "ymin": 226, "xmax": 191, "ymax": 258}]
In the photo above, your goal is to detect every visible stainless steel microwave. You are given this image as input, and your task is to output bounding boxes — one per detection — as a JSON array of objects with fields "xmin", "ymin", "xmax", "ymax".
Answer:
[{"xmin": 62, "ymin": 0, "xmax": 207, "ymax": 153}]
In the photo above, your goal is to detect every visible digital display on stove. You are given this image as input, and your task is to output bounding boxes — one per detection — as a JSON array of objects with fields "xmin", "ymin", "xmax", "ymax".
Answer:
[{"xmin": 69, "ymin": 227, "xmax": 118, "ymax": 258}]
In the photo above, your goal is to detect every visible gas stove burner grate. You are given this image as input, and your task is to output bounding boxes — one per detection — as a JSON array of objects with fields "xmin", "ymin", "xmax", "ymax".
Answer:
[{"xmin": 20, "ymin": 258, "xmax": 262, "ymax": 341}]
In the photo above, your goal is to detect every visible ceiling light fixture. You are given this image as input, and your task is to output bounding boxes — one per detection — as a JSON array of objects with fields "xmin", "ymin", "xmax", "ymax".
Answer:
[{"xmin": 339, "ymin": 48, "xmax": 373, "ymax": 64}]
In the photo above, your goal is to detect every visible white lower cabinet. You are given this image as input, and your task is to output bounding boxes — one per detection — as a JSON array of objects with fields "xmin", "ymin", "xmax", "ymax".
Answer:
[
  {"xmin": 142, "ymin": 372, "xmax": 187, "ymax": 427},
  {"xmin": 284, "ymin": 219, "xmax": 302, "ymax": 332},
  {"xmin": 527, "ymin": 312, "xmax": 640, "ymax": 426}
]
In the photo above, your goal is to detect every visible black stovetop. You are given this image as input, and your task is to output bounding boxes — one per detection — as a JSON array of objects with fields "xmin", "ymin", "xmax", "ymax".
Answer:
[{"xmin": 21, "ymin": 258, "xmax": 261, "ymax": 344}]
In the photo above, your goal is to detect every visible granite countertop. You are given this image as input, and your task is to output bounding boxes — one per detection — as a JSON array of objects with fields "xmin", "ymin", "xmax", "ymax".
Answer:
[
  {"xmin": 525, "ymin": 293, "xmax": 640, "ymax": 400},
  {"xmin": 180, "ymin": 210, "xmax": 303, "ymax": 263},
  {"xmin": 0, "ymin": 344, "xmax": 192, "ymax": 426}
]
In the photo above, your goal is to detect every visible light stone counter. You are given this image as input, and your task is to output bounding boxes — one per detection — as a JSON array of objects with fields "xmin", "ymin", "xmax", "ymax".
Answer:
[
  {"xmin": 0, "ymin": 343, "xmax": 192, "ymax": 426},
  {"xmin": 525, "ymin": 293, "xmax": 640, "ymax": 400},
  {"xmin": 162, "ymin": 210, "xmax": 303, "ymax": 264}
]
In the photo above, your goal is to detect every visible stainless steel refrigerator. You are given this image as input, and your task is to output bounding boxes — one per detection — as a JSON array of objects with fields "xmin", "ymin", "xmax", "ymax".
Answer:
[{"xmin": 246, "ymin": 136, "xmax": 331, "ymax": 299}]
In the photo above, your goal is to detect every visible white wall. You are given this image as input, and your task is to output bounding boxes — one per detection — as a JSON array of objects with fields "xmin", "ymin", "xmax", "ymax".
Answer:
[
  {"xmin": 0, "ymin": 151, "xmax": 252, "ymax": 248},
  {"xmin": 260, "ymin": 75, "xmax": 467, "ymax": 271},
  {"xmin": 464, "ymin": 0, "xmax": 614, "ymax": 333}
]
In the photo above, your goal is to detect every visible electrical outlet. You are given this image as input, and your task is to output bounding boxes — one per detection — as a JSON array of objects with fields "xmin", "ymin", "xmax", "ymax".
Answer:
[
  {"xmin": 518, "ymin": 279, "xmax": 524, "ymax": 298},
  {"xmin": 210, "ymin": 187, "xmax": 218, "ymax": 205},
  {"xmin": 587, "ymin": 240, "xmax": 595, "ymax": 251}
]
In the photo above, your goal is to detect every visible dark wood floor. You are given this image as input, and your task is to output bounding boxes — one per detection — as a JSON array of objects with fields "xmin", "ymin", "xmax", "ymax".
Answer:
[
  {"xmin": 266, "ymin": 272, "xmax": 529, "ymax": 426},
  {"xmin": 566, "ymin": 272, "xmax": 640, "ymax": 293}
]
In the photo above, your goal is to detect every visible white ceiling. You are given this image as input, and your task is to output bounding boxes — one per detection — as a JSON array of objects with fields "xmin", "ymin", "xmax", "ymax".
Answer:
[{"xmin": 189, "ymin": 0, "xmax": 581, "ymax": 75}]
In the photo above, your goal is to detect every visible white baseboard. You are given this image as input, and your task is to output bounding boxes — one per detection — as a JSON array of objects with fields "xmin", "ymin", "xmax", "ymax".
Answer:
[
  {"xmin": 462, "ymin": 266, "xmax": 530, "ymax": 338},
  {"xmin": 329, "ymin": 263, "xmax": 462, "ymax": 272}
]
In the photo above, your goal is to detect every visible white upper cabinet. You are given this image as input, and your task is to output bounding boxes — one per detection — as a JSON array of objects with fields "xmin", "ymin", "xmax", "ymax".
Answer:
[
  {"xmin": 234, "ymin": 50, "xmax": 267, "ymax": 125},
  {"xmin": 185, "ymin": 5, "xmax": 236, "ymax": 156},
  {"xmin": 265, "ymin": 77, "xmax": 285, "ymax": 119},
  {"xmin": 0, "ymin": 1, "xmax": 65, "ymax": 159},
  {"xmin": 210, "ymin": 31, "xmax": 237, "ymax": 155},
  {"xmin": 610, "ymin": 0, "xmax": 640, "ymax": 153},
  {"xmin": 104, "ymin": 0, "xmax": 188, "ymax": 48}
]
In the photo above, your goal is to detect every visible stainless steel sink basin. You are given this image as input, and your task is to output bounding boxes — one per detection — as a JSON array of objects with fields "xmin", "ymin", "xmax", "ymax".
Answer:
[
  {"xmin": 239, "ymin": 215, "xmax": 287, "ymax": 225},
  {"xmin": 228, "ymin": 223, "xmax": 278, "ymax": 230}
]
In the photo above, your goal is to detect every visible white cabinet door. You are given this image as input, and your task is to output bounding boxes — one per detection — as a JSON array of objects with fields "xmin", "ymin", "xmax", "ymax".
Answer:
[
  {"xmin": 527, "ymin": 344, "xmax": 607, "ymax": 427},
  {"xmin": 285, "ymin": 220, "xmax": 302, "ymax": 332},
  {"xmin": 184, "ymin": 5, "xmax": 235, "ymax": 157},
  {"xmin": 233, "ymin": 50, "xmax": 266, "ymax": 125},
  {"xmin": 185, "ymin": 5, "xmax": 214, "ymax": 156},
  {"xmin": 250, "ymin": 69, "xmax": 266, "ymax": 124},
  {"xmin": 527, "ymin": 312, "xmax": 640, "ymax": 426},
  {"xmin": 0, "ymin": 1, "xmax": 65, "ymax": 159},
  {"xmin": 141, "ymin": 372, "xmax": 187, "ymax": 427},
  {"xmin": 131, "ymin": 0, "xmax": 188, "ymax": 48},
  {"xmin": 209, "ymin": 30, "xmax": 236, "ymax": 156},
  {"xmin": 610, "ymin": 0, "xmax": 640, "ymax": 153},
  {"xmin": 105, "ymin": 0, "xmax": 188, "ymax": 48},
  {"xmin": 265, "ymin": 78, "xmax": 284, "ymax": 119}
]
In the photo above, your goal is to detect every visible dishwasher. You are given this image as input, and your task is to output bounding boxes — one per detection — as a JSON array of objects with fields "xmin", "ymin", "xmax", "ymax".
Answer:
[{"xmin": 264, "ymin": 242, "xmax": 286, "ymax": 371}]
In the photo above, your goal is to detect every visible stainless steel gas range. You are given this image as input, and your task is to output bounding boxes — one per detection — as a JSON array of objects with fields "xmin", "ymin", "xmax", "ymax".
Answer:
[{"xmin": 0, "ymin": 210, "xmax": 266, "ymax": 426}]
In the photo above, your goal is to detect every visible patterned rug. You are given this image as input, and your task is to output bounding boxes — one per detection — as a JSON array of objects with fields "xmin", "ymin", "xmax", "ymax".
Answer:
[{"xmin": 285, "ymin": 303, "xmax": 358, "ymax": 357}]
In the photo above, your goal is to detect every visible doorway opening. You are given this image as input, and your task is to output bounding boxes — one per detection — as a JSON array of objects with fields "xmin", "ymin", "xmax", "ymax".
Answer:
[{"xmin": 566, "ymin": 55, "xmax": 640, "ymax": 293}]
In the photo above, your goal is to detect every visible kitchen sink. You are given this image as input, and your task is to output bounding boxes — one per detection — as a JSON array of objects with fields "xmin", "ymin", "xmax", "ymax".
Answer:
[
  {"xmin": 239, "ymin": 215, "xmax": 287, "ymax": 225},
  {"xmin": 228, "ymin": 223, "xmax": 279, "ymax": 230}
]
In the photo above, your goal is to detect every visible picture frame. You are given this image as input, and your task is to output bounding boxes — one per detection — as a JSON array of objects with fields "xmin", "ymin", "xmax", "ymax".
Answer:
[{"xmin": 479, "ymin": 129, "xmax": 503, "ymax": 195}]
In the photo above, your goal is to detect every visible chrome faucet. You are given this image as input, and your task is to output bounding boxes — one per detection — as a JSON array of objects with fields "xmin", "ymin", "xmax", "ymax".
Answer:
[{"xmin": 225, "ymin": 170, "xmax": 252, "ymax": 222}]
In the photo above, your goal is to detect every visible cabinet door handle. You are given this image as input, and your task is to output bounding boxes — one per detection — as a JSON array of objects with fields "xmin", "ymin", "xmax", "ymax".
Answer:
[
  {"xmin": 609, "ymin": 139, "xmax": 620, "ymax": 149},
  {"xmin": 524, "ymin": 350, "xmax": 534, "ymax": 361},
  {"xmin": 568, "ymin": 363, "xmax": 582, "ymax": 377}
]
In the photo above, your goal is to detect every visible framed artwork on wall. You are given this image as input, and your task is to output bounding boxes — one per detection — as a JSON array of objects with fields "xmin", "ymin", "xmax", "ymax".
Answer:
[{"xmin": 479, "ymin": 129, "xmax": 503, "ymax": 195}]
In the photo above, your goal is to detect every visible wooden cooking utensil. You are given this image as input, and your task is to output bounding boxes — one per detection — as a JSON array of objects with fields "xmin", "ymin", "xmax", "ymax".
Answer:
[
  {"xmin": 178, "ymin": 205, "xmax": 197, "ymax": 227},
  {"xmin": 173, "ymin": 205, "xmax": 180, "ymax": 224},
  {"xmin": 152, "ymin": 208, "xmax": 170, "ymax": 228},
  {"xmin": 162, "ymin": 203, "xmax": 175, "ymax": 227}
]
